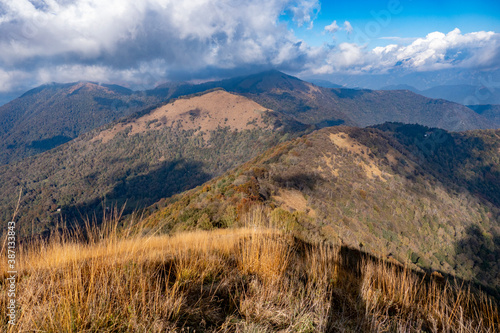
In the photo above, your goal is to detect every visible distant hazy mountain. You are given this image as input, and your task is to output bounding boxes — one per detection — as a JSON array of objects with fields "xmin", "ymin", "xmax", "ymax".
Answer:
[
  {"xmin": 316, "ymin": 68, "xmax": 500, "ymax": 92},
  {"xmin": 419, "ymin": 85, "xmax": 500, "ymax": 105},
  {"xmin": 307, "ymin": 79, "xmax": 343, "ymax": 89},
  {"xmin": 380, "ymin": 84, "xmax": 420, "ymax": 93},
  {"xmin": 0, "ymin": 91, "xmax": 24, "ymax": 107},
  {"xmin": 325, "ymin": 70, "xmax": 500, "ymax": 106},
  {"xmin": 380, "ymin": 83, "xmax": 500, "ymax": 106},
  {"xmin": 467, "ymin": 104, "xmax": 500, "ymax": 128},
  {"xmin": 0, "ymin": 82, "xmax": 163, "ymax": 165}
]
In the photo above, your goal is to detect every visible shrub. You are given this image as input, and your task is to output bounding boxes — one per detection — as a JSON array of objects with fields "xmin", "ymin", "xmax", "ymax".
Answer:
[
  {"xmin": 270, "ymin": 207, "xmax": 301, "ymax": 232},
  {"xmin": 197, "ymin": 213, "xmax": 213, "ymax": 230}
]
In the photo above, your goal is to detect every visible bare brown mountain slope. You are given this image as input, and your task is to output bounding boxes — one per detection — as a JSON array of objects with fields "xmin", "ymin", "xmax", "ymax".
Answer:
[{"xmin": 92, "ymin": 90, "xmax": 272, "ymax": 143}]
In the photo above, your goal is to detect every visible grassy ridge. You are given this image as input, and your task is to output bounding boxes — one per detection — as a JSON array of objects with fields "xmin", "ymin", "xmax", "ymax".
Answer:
[
  {"xmin": 1, "ymin": 209, "xmax": 498, "ymax": 332},
  {"xmin": 141, "ymin": 124, "xmax": 500, "ymax": 293}
]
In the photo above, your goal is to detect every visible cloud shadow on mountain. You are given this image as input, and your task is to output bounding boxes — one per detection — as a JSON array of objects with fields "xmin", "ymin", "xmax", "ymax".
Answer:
[{"xmin": 57, "ymin": 158, "xmax": 212, "ymax": 228}]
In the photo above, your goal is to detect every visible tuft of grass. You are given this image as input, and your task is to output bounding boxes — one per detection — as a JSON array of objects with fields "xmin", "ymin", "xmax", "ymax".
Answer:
[
  {"xmin": 1, "ymin": 209, "xmax": 498, "ymax": 332},
  {"xmin": 361, "ymin": 258, "xmax": 500, "ymax": 332}
]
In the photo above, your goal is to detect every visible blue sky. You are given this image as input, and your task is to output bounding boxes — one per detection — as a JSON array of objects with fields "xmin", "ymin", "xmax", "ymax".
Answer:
[
  {"xmin": 290, "ymin": 0, "xmax": 500, "ymax": 47},
  {"xmin": 0, "ymin": 0, "xmax": 499, "ymax": 94}
]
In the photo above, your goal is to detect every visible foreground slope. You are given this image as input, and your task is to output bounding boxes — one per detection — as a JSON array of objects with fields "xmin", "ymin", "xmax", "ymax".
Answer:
[
  {"xmin": 1, "ymin": 224, "xmax": 498, "ymax": 332},
  {"xmin": 0, "ymin": 82, "xmax": 162, "ymax": 165},
  {"xmin": 0, "ymin": 90, "xmax": 308, "ymax": 237},
  {"xmin": 145, "ymin": 124, "xmax": 500, "ymax": 292}
]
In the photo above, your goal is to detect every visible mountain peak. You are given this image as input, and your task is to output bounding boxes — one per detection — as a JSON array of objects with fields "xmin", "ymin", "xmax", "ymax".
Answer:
[
  {"xmin": 19, "ymin": 81, "xmax": 133, "ymax": 98},
  {"xmin": 218, "ymin": 69, "xmax": 308, "ymax": 94},
  {"xmin": 67, "ymin": 81, "xmax": 101, "ymax": 94},
  {"xmin": 66, "ymin": 81, "xmax": 133, "ymax": 95}
]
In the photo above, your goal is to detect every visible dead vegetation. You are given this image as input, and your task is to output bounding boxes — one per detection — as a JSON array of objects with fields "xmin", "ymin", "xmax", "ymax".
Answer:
[
  {"xmin": 92, "ymin": 90, "xmax": 271, "ymax": 143},
  {"xmin": 1, "ymin": 207, "xmax": 498, "ymax": 332}
]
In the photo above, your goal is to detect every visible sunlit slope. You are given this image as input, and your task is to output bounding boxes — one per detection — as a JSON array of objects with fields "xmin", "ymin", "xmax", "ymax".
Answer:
[
  {"xmin": 145, "ymin": 124, "xmax": 500, "ymax": 291},
  {"xmin": 0, "ymin": 220, "xmax": 497, "ymax": 332}
]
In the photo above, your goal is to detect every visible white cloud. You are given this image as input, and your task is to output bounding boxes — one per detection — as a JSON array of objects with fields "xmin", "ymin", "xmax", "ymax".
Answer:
[
  {"xmin": 0, "ymin": 0, "xmax": 320, "ymax": 90},
  {"xmin": 334, "ymin": 43, "xmax": 365, "ymax": 68},
  {"xmin": 343, "ymin": 21, "xmax": 353, "ymax": 34},
  {"xmin": 0, "ymin": 68, "xmax": 31, "ymax": 92},
  {"xmin": 305, "ymin": 28, "xmax": 500, "ymax": 74},
  {"xmin": 286, "ymin": 0, "xmax": 320, "ymax": 27},
  {"xmin": 324, "ymin": 20, "xmax": 352, "ymax": 37},
  {"xmin": 0, "ymin": 1, "xmax": 498, "ymax": 93},
  {"xmin": 324, "ymin": 20, "xmax": 339, "ymax": 34},
  {"xmin": 374, "ymin": 28, "xmax": 499, "ymax": 71}
]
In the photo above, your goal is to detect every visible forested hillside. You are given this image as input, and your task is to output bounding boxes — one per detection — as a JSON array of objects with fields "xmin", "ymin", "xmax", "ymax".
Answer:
[
  {"xmin": 143, "ymin": 123, "xmax": 500, "ymax": 293},
  {"xmin": 0, "ymin": 90, "xmax": 309, "ymax": 237},
  {"xmin": 0, "ymin": 82, "xmax": 162, "ymax": 164}
]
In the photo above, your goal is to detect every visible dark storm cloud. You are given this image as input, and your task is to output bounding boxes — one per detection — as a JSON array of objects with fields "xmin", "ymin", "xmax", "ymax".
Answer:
[
  {"xmin": 0, "ymin": 0, "xmax": 498, "ymax": 93},
  {"xmin": 0, "ymin": 0, "xmax": 321, "ymax": 91}
]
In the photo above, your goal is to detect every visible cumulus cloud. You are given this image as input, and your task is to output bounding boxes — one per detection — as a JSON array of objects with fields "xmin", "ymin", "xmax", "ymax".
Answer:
[
  {"xmin": 324, "ymin": 20, "xmax": 352, "ymax": 37},
  {"xmin": 0, "ymin": 0, "xmax": 320, "ymax": 91},
  {"xmin": 0, "ymin": 68, "xmax": 32, "ymax": 92},
  {"xmin": 286, "ymin": 0, "xmax": 320, "ymax": 27},
  {"xmin": 324, "ymin": 20, "xmax": 339, "ymax": 34},
  {"xmin": 373, "ymin": 28, "xmax": 500, "ymax": 71},
  {"xmin": 0, "ymin": 1, "xmax": 498, "ymax": 93},
  {"xmin": 306, "ymin": 28, "xmax": 500, "ymax": 75},
  {"xmin": 343, "ymin": 21, "xmax": 353, "ymax": 34}
]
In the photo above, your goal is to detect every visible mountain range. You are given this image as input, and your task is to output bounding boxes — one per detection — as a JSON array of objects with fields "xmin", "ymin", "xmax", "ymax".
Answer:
[
  {"xmin": 1, "ymin": 70, "xmax": 497, "ymax": 166},
  {"xmin": 1, "ymin": 70, "xmax": 499, "ymax": 298},
  {"xmin": 308, "ymin": 68, "xmax": 500, "ymax": 95},
  {"xmin": 148, "ymin": 70, "xmax": 492, "ymax": 131},
  {"xmin": 379, "ymin": 84, "xmax": 500, "ymax": 106},
  {"xmin": 0, "ymin": 89, "xmax": 309, "ymax": 236},
  {"xmin": 143, "ymin": 123, "xmax": 500, "ymax": 293}
]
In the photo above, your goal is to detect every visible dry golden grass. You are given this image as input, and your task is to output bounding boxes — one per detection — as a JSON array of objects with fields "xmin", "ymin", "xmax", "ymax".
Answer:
[
  {"xmin": 92, "ymin": 90, "xmax": 270, "ymax": 143},
  {"xmin": 361, "ymin": 259, "xmax": 500, "ymax": 332},
  {"xmin": 1, "ymin": 207, "xmax": 498, "ymax": 332}
]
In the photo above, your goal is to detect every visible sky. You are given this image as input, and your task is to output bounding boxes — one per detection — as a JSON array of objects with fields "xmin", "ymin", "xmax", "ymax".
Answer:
[{"xmin": 0, "ymin": 0, "xmax": 499, "ymax": 95}]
